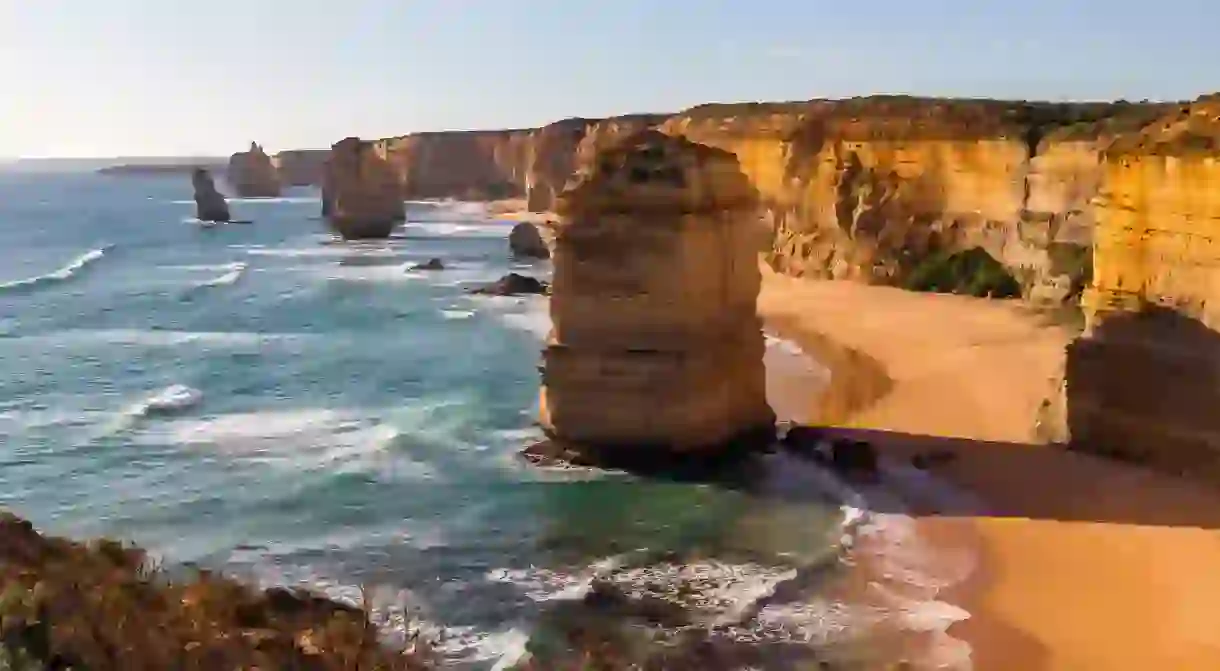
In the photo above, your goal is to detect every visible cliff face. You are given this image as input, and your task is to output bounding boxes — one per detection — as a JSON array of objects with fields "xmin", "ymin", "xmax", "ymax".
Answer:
[
  {"xmin": 645, "ymin": 99, "xmax": 1172, "ymax": 302},
  {"xmin": 377, "ymin": 129, "xmax": 533, "ymax": 200},
  {"xmin": 541, "ymin": 131, "xmax": 774, "ymax": 452},
  {"xmin": 226, "ymin": 142, "xmax": 281, "ymax": 198},
  {"xmin": 1066, "ymin": 99, "xmax": 1220, "ymax": 483},
  {"xmin": 271, "ymin": 149, "xmax": 328, "ymax": 186}
]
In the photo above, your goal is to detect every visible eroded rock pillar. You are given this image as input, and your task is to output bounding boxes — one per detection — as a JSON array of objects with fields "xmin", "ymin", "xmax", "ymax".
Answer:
[
  {"xmin": 539, "ymin": 130, "xmax": 775, "ymax": 453},
  {"xmin": 324, "ymin": 137, "xmax": 406, "ymax": 239}
]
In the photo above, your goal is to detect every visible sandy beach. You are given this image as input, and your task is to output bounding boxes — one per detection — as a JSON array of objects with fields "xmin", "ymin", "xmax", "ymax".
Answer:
[{"xmin": 758, "ymin": 267, "xmax": 1220, "ymax": 670}]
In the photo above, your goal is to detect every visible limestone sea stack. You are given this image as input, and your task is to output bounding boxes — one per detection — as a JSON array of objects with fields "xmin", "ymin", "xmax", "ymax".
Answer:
[
  {"xmin": 226, "ymin": 142, "xmax": 281, "ymax": 198},
  {"xmin": 539, "ymin": 130, "xmax": 775, "ymax": 454},
  {"xmin": 191, "ymin": 168, "xmax": 231, "ymax": 222},
  {"xmin": 323, "ymin": 137, "xmax": 406, "ymax": 239}
]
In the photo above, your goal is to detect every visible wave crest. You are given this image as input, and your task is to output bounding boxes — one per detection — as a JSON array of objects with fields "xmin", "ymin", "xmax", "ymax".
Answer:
[{"xmin": 0, "ymin": 245, "xmax": 112, "ymax": 292}]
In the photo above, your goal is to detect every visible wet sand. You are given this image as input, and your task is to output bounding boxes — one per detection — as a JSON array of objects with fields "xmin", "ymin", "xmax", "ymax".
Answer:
[{"xmin": 757, "ymin": 267, "xmax": 1220, "ymax": 670}]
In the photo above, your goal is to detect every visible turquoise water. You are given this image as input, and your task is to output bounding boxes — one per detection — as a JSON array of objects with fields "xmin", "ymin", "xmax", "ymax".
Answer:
[{"xmin": 0, "ymin": 170, "xmax": 952, "ymax": 668}]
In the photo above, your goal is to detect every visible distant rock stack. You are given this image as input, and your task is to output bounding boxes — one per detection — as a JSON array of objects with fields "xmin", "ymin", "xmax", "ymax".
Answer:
[
  {"xmin": 539, "ymin": 130, "xmax": 775, "ymax": 455},
  {"xmin": 323, "ymin": 137, "xmax": 406, "ymax": 239},
  {"xmin": 226, "ymin": 142, "xmax": 281, "ymax": 198},
  {"xmin": 191, "ymin": 168, "xmax": 231, "ymax": 222}
]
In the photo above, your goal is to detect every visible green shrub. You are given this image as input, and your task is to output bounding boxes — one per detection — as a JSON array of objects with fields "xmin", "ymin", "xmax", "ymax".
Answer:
[{"xmin": 904, "ymin": 247, "xmax": 1022, "ymax": 298}]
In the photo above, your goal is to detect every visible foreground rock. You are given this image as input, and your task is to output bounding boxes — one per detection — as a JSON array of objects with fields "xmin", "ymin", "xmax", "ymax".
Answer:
[
  {"xmin": 469, "ymin": 272, "xmax": 548, "ymax": 296},
  {"xmin": 539, "ymin": 130, "xmax": 775, "ymax": 456},
  {"xmin": 1064, "ymin": 98, "xmax": 1220, "ymax": 485},
  {"xmin": 226, "ymin": 141, "xmax": 281, "ymax": 198},
  {"xmin": 324, "ymin": 137, "xmax": 406, "ymax": 239},
  {"xmin": 508, "ymin": 221, "xmax": 550, "ymax": 259},
  {"xmin": 191, "ymin": 168, "xmax": 230, "ymax": 222},
  {"xmin": 0, "ymin": 511, "xmax": 430, "ymax": 670}
]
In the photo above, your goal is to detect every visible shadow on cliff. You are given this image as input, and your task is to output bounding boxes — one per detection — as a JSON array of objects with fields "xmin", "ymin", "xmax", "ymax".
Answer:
[{"xmin": 1065, "ymin": 303, "xmax": 1220, "ymax": 486}]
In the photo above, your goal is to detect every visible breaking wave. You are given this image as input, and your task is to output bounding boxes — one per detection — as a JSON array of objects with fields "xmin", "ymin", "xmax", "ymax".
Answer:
[{"xmin": 0, "ymin": 245, "xmax": 112, "ymax": 292}]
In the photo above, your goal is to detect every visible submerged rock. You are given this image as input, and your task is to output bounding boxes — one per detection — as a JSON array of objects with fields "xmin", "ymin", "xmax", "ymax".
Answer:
[
  {"xmin": 508, "ymin": 221, "xmax": 551, "ymax": 259},
  {"xmin": 469, "ymin": 272, "xmax": 548, "ymax": 296},
  {"xmin": 410, "ymin": 258, "xmax": 445, "ymax": 271},
  {"xmin": 191, "ymin": 168, "xmax": 230, "ymax": 222}
]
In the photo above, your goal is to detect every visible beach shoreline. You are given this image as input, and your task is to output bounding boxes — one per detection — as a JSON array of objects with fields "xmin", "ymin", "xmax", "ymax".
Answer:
[{"xmin": 756, "ymin": 264, "xmax": 1220, "ymax": 670}]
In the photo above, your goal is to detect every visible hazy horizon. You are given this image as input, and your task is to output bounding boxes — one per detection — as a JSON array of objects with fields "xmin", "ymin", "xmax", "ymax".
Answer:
[{"xmin": 3, "ymin": 0, "xmax": 1216, "ymax": 159}]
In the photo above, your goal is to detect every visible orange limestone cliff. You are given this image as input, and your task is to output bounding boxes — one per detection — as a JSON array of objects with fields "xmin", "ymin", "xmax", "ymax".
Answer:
[
  {"xmin": 539, "ymin": 131, "xmax": 775, "ymax": 453},
  {"xmin": 323, "ymin": 137, "xmax": 406, "ymax": 239},
  {"xmin": 376, "ymin": 129, "xmax": 534, "ymax": 200},
  {"xmin": 226, "ymin": 142, "xmax": 282, "ymax": 198},
  {"xmin": 271, "ymin": 149, "xmax": 328, "ymax": 187},
  {"xmin": 1065, "ymin": 98, "xmax": 1220, "ymax": 483}
]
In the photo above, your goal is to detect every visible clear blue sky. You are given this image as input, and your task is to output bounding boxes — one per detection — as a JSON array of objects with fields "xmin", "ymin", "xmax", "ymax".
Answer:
[{"xmin": 1, "ymin": 0, "xmax": 1214, "ymax": 158}]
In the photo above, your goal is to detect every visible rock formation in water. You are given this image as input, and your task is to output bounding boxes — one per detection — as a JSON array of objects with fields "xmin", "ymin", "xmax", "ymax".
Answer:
[
  {"xmin": 323, "ymin": 137, "xmax": 405, "ymax": 239},
  {"xmin": 191, "ymin": 168, "xmax": 230, "ymax": 222},
  {"xmin": 539, "ymin": 131, "xmax": 775, "ymax": 454},
  {"xmin": 271, "ymin": 149, "xmax": 328, "ymax": 186},
  {"xmin": 1064, "ymin": 97, "xmax": 1220, "ymax": 484},
  {"xmin": 226, "ymin": 142, "xmax": 281, "ymax": 198},
  {"xmin": 509, "ymin": 222, "xmax": 551, "ymax": 259}
]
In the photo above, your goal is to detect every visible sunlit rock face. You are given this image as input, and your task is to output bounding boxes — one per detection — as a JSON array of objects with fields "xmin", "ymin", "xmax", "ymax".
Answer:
[
  {"xmin": 271, "ymin": 149, "xmax": 328, "ymax": 187},
  {"xmin": 323, "ymin": 137, "xmax": 405, "ymax": 239},
  {"xmin": 540, "ymin": 131, "xmax": 775, "ymax": 453},
  {"xmin": 191, "ymin": 168, "xmax": 230, "ymax": 222},
  {"xmin": 1066, "ymin": 98, "xmax": 1220, "ymax": 483},
  {"xmin": 226, "ymin": 142, "xmax": 281, "ymax": 198}
]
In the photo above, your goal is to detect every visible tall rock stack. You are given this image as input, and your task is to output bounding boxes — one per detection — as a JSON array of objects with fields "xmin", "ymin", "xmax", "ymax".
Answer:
[
  {"xmin": 1066, "ymin": 99, "xmax": 1220, "ymax": 483},
  {"xmin": 226, "ymin": 142, "xmax": 282, "ymax": 198},
  {"xmin": 323, "ymin": 137, "xmax": 406, "ymax": 239},
  {"xmin": 539, "ymin": 130, "xmax": 775, "ymax": 455},
  {"xmin": 191, "ymin": 168, "xmax": 230, "ymax": 222}
]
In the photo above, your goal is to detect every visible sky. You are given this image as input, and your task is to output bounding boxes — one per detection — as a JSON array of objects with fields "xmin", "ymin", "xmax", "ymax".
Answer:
[{"xmin": 1, "ymin": 0, "xmax": 1216, "ymax": 158}]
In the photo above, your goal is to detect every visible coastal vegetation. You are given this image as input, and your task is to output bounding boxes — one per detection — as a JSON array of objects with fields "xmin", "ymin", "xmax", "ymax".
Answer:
[{"xmin": 0, "ymin": 512, "xmax": 430, "ymax": 671}]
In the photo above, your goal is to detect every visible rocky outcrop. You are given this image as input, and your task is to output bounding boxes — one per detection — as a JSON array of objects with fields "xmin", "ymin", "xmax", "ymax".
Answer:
[
  {"xmin": 539, "ymin": 131, "xmax": 775, "ymax": 453},
  {"xmin": 323, "ymin": 137, "xmax": 405, "ymax": 239},
  {"xmin": 1065, "ymin": 98, "xmax": 1220, "ymax": 484},
  {"xmin": 271, "ymin": 149, "xmax": 328, "ymax": 186},
  {"xmin": 226, "ymin": 142, "xmax": 281, "ymax": 198},
  {"xmin": 191, "ymin": 168, "xmax": 230, "ymax": 222},
  {"xmin": 509, "ymin": 222, "xmax": 551, "ymax": 259},
  {"xmin": 470, "ymin": 272, "xmax": 548, "ymax": 296}
]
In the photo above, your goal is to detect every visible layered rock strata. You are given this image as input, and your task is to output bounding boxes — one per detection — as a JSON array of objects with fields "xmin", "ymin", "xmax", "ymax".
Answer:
[
  {"xmin": 226, "ymin": 142, "xmax": 281, "ymax": 197},
  {"xmin": 323, "ymin": 137, "xmax": 405, "ymax": 239},
  {"xmin": 1066, "ymin": 99, "xmax": 1220, "ymax": 483},
  {"xmin": 539, "ymin": 131, "xmax": 775, "ymax": 452},
  {"xmin": 191, "ymin": 168, "xmax": 230, "ymax": 222}
]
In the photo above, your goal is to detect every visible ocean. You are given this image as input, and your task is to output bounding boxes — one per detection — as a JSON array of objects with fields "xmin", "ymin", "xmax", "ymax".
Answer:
[{"xmin": 0, "ymin": 170, "xmax": 972, "ymax": 669}]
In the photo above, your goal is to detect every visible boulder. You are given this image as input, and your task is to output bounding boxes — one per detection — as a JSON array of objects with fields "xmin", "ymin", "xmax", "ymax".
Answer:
[
  {"xmin": 324, "ymin": 137, "xmax": 405, "ymax": 239},
  {"xmin": 410, "ymin": 258, "xmax": 445, "ymax": 271},
  {"xmin": 509, "ymin": 221, "xmax": 551, "ymax": 259},
  {"xmin": 830, "ymin": 438, "xmax": 879, "ymax": 481},
  {"xmin": 469, "ymin": 272, "xmax": 548, "ymax": 296},
  {"xmin": 226, "ymin": 142, "xmax": 281, "ymax": 198},
  {"xmin": 191, "ymin": 168, "xmax": 231, "ymax": 222}
]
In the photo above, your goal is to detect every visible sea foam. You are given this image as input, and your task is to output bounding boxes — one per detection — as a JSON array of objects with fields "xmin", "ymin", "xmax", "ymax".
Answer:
[{"xmin": 0, "ymin": 245, "xmax": 112, "ymax": 292}]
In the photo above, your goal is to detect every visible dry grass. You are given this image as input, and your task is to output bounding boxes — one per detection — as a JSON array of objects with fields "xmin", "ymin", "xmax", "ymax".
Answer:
[{"xmin": 0, "ymin": 511, "xmax": 432, "ymax": 671}]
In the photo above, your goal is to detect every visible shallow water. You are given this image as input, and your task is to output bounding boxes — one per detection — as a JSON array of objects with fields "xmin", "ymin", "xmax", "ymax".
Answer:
[{"xmin": 0, "ymin": 170, "xmax": 969, "ymax": 669}]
